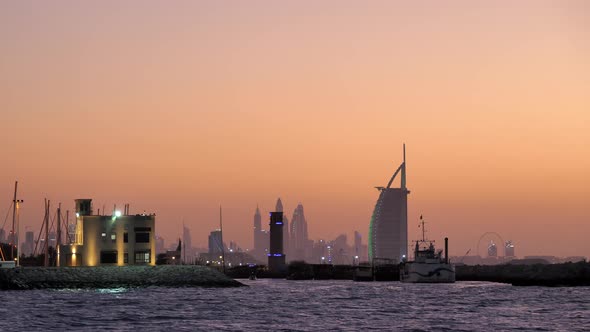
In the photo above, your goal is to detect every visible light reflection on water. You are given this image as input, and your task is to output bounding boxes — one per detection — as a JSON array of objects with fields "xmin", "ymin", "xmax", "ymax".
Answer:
[
  {"xmin": 95, "ymin": 287, "xmax": 130, "ymax": 294},
  {"xmin": 2, "ymin": 280, "xmax": 589, "ymax": 331}
]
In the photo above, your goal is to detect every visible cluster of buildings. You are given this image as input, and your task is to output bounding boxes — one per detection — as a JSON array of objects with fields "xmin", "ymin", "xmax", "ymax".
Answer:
[
  {"xmin": 0, "ymin": 229, "xmax": 39, "ymax": 257},
  {"xmin": 251, "ymin": 199, "xmax": 312, "ymax": 262},
  {"xmin": 249, "ymin": 198, "xmax": 368, "ymax": 266},
  {"xmin": 9, "ymin": 147, "xmax": 583, "ymax": 269}
]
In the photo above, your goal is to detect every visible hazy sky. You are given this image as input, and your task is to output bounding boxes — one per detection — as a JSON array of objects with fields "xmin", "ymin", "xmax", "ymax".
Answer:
[{"xmin": 1, "ymin": 1, "xmax": 588, "ymax": 257}]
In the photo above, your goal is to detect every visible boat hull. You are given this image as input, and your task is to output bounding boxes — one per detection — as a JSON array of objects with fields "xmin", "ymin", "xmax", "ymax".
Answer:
[{"xmin": 400, "ymin": 262, "xmax": 455, "ymax": 283}]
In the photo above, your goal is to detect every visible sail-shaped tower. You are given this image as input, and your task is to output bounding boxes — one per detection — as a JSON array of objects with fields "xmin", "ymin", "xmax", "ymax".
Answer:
[{"xmin": 369, "ymin": 145, "xmax": 410, "ymax": 263}]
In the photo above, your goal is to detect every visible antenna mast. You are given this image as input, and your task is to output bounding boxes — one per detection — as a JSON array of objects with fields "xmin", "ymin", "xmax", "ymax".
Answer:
[
  {"xmin": 420, "ymin": 215, "xmax": 426, "ymax": 242},
  {"xmin": 401, "ymin": 143, "xmax": 406, "ymax": 189}
]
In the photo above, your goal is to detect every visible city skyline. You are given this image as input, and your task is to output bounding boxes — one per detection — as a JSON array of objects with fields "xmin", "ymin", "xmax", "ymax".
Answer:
[{"xmin": 1, "ymin": 2, "xmax": 589, "ymax": 258}]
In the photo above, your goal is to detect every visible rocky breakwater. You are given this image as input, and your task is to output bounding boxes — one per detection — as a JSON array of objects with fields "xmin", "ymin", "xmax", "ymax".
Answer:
[
  {"xmin": 456, "ymin": 261, "xmax": 590, "ymax": 286},
  {"xmin": 0, "ymin": 265, "xmax": 244, "ymax": 290}
]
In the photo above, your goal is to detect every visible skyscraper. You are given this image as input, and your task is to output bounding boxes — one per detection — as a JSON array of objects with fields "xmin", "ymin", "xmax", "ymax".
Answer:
[
  {"xmin": 253, "ymin": 205, "xmax": 261, "ymax": 250},
  {"xmin": 290, "ymin": 203, "xmax": 309, "ymax": 261},
  {"xmin": 182, "ymin": 223, "xmax": 193, "ymax": 263},
  {"xmin": 505, "ymin": 241, "xmax": 515, "ymax": 257},
  {"xmin": 369, "ymin": 145, "xmax": 409, "ymax": 263},
  {"xmin": 268, "ymin": 199, "xmax": 286, "ymax": 272},
  {"xmin": 282, "ymin": 214, "xmax": 289, "ymax": 260},
  {"xmin": 22, "ymin": 231, "xmax": 34, "ymax": 257},
  {"xmin": 208, "ymin": 230, "xmax": 224, "ymax": 254}
]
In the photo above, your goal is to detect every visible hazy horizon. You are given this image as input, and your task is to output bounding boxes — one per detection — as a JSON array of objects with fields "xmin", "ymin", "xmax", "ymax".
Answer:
[{"xmin": 1, "ymin": 1, "xmax": 588, "ymax": 258}]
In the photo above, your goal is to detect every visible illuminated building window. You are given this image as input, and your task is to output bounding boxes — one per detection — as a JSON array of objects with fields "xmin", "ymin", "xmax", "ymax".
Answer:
[
  {"xmin": 135, "ymin": 251, "xmax": 150, "ymax": 264},
  {"xmin": 101, "ymin": 233, "xmax": 107, "ymax": 242},
  {"xmin": 100, "ymin": 251, "xmax": 118, "ymax": 264},
  {"xmin": 111, "ymin": 233, "xmax": 116, "ymax": 243},
  {"xmin": 123, "ymin": 232, "xmax": 128, "ymax": 243},
  {"xmin": 135, "ymin": 232, "xmax": 150, "ymax": 243}
]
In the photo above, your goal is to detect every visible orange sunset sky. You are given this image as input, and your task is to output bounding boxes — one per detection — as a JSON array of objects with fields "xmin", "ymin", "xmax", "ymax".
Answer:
[{"xmin": 1, "ymin": 1, "xmax": 588, "ymax": 258}]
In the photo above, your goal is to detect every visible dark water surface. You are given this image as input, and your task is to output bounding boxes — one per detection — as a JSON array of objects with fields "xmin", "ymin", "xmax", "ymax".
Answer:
[{"xmin": 1, "ymin": 280, "xmax": 589, "ymax": 331}]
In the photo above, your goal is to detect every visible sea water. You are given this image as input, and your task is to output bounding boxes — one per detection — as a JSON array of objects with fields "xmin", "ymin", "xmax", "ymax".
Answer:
[{"xmin": 1, "ymin": 280, "xmax": 588, "ymax": 331}]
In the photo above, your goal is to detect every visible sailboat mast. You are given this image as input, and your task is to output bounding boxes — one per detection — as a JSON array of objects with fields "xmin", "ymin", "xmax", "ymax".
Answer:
[
  {"xmin": 11, "ymin": 181, "xmax": 18, "ymax": 261},
  {"xmin": 57, "ymin": 203, "xmax": 61, "ymax": 267},
  {"xmin": 44, "ymin": 200, "xmax": 50, "ymax": 267}
]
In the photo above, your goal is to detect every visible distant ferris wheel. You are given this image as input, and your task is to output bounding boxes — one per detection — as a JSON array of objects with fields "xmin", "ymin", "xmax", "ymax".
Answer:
[{"xmin": 477, "ymin": 232, "xmax": 505, "ymax": 257}]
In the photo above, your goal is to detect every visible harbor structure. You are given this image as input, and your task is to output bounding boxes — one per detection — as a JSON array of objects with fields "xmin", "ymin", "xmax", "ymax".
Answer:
[
  {"xmin": 59, "ymin": 199, "xmax": 156, "ymax": 266},
  {"xmin": 369, "ymin": 145, "xmax": 409, "ymax": 263}
]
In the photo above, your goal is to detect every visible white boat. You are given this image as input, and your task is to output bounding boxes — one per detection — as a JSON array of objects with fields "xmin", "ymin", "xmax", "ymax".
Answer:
[{"xmin": 400, "ymin": 216, "xmax": 455, "ymax": 283}]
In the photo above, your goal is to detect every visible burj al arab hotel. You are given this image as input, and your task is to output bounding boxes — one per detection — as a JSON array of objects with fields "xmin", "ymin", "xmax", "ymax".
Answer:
[{"xmin": 368, "ymin": 145, "xmax": 409, "ymax": 263}]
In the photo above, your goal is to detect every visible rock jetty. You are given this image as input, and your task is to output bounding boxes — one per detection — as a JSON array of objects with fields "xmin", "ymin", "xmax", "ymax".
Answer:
[
  {"xmin": 0, "ymin": 265, "xmax": 244, "ymax": 290},
  {"xmin": 456, "ymin": 261, "xmax": 590, "ymax": 286}
]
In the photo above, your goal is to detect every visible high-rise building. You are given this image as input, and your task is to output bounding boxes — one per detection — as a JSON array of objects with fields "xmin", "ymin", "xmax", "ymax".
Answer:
[
  {"xmin": 268, "ymin": 202, "xmax": 286, "ymax": 272},
  {"xmin": 354, "ymin": 231, "xmax": 365, "ymax": 262},
  {"xmin": 252, "ymin": 205, "xmax": 270, "ymax": 263},
  {"xmin": 208, "ymin": 230, "xmax": 224, "ymax": 254},
  {"xmin": 505, "ymin": 241, "xmax": 515, "ymax": 257},
  {"xmin": 488, "ymin": 241, "xmax": 498, "ymax": 257},
  {"xmin": 49, "ymin": 231, "xmax": 56, "ymax": 248},
  {"xmin": 182, "ymin": 224, "xmax": 193, "ymax": 263},
  {"xmin": 155, "ymin": 235, "xmax": 165, "ymax": 254},
  {"xmin": 260, "ymin": 229, "xmax": 269, "ymax": 259},
  {"xmin": 253, "ymin": 205, "xmax": 262, "ymax": 255},
  {"xmin": 369, "ymin": 145, "xmax": 409, "ymax": 263},
  {"xmin": 331, "ymin": 234, "xmax": 349, "ymax": 265},
  {"xmin": 22, "ymin": 231, "xmax": 34, "ymax": 257},
  {"xmin": 282, "ymin": 215, "xmax": 289, "ymax": 260},
  {"xmin": 290, "ymin": 203, "xmax": 309, "ymax": 261}
]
